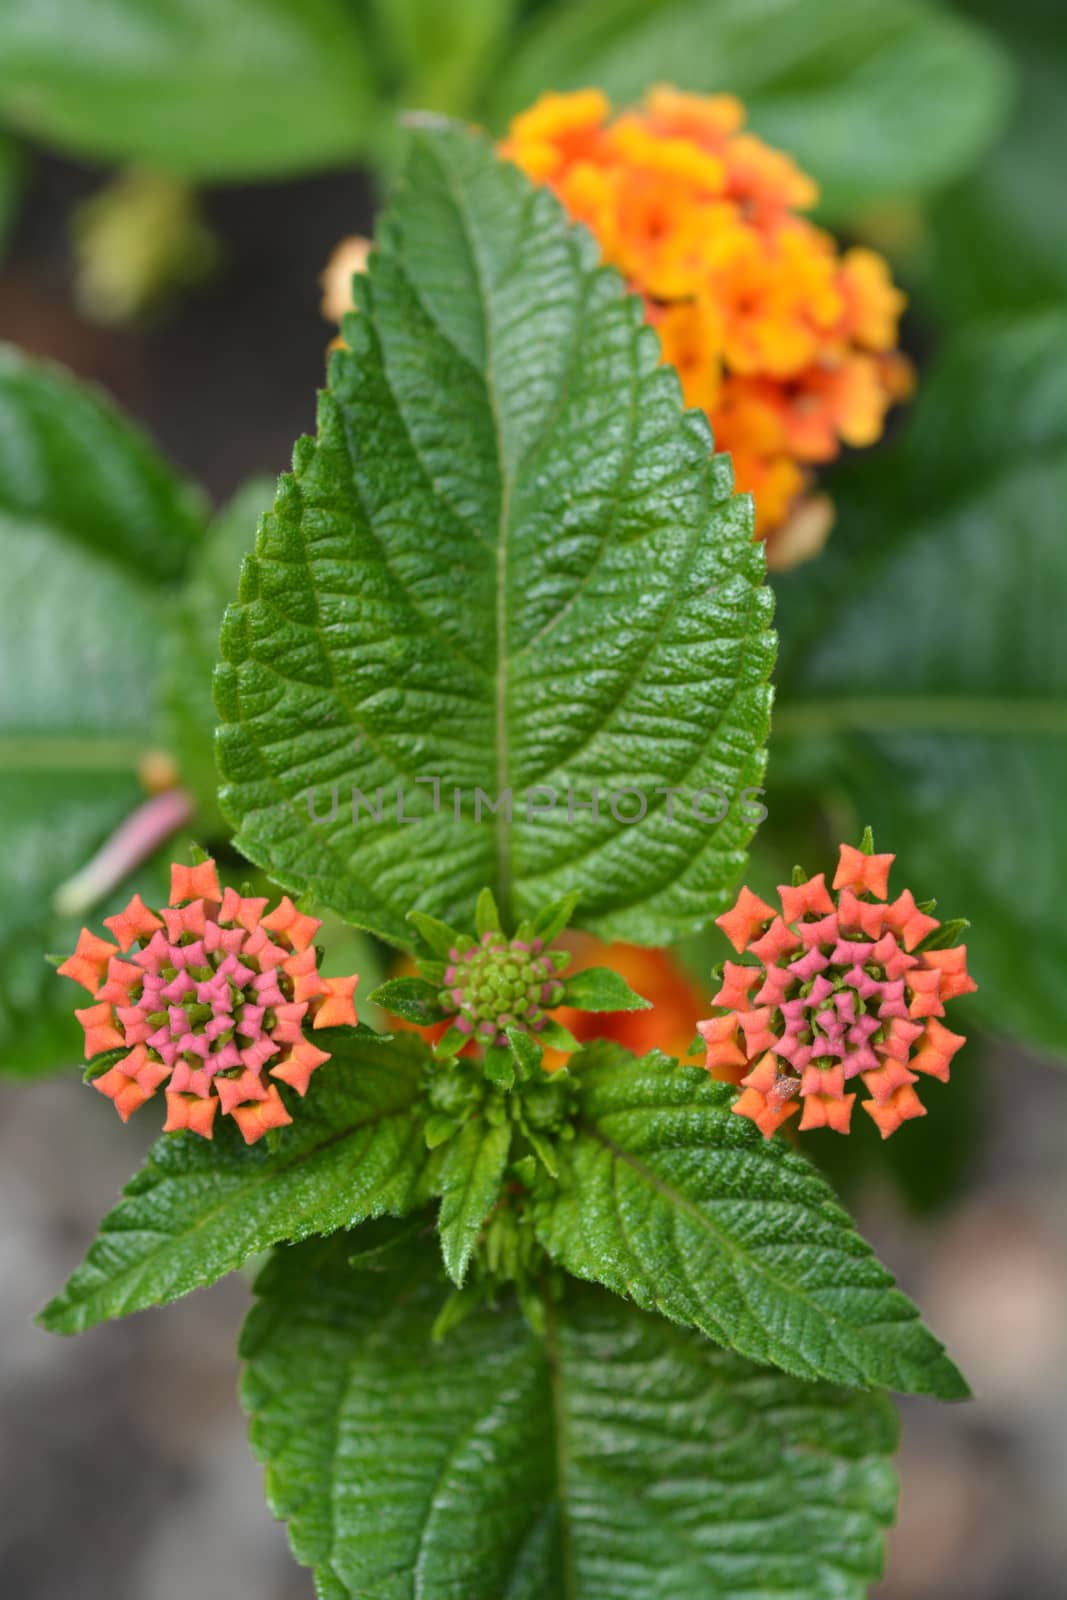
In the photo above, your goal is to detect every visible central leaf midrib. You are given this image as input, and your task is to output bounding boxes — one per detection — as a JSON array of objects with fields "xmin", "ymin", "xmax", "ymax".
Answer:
[{"xmin": 426, "ymin": 145, "xmax": 516, "ymax": 921}]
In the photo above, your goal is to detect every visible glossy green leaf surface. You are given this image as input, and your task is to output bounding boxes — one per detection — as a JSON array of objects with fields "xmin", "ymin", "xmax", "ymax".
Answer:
[
  {"xmin": 242, "ymin": 1225, "xmax": 899, "ymax": 1599},
  {"xmin": 215, "ymin": 119, "xmax": 773, "ymax": 949},
  {"xmin": 38, "ymin": 1033, "xmax": 432, "ymax": 1333},
  {"xmin": 536, "ymin": 1044, "xmax": 967, "ymax": 1397}
]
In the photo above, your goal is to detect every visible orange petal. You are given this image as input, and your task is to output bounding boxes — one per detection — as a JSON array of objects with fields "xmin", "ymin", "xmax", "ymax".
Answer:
[
  {"xmin": 215, "ymin": 1068, "xmax": 270, "ymax": 1115},
  {"xmin": 732, "ymin": 1085, "xmax": 799, "ymax": 1139},
  {"xmin": 242, "ymin": 926, "xmax": 289, "ymax": 970},
  {"xmin": 93, "ymin": 1065, "xmax": 153, "ymax": 1122},
  {"xmin": 696, "ymin": 1014, "xmax": 747, "ymax": 1075},
  {"xmin": 283, "ymin": 946, "xmax": 325, "ymax": 1004},
  {"xmin": 922, "ymin": 945, "xmax": 977, "ymax": 1000},
  {"xmin": 800, "ymin": 1062, "xmax": 845, "ymax": 1099},
  {"xmin": 777, "ymin": 873, "xmax": 834, "ymax": 923},
  {"xmin": 715, "ymin": 885, "xmax": 776, "ymax": 953},
  {"xmin": 74, "ymin": 1001, "xmax": 124, "ymax": 1059},
  {"xmin": 115, "ymin": 1043, "xmax": 170, "ymax": 1095},
  {"xmin": 57, "ymin": 928, "xmax": 119, "ymax": 993},
  {"xmin": 231, "ymin": 1085, "xmax": 293, "ymax": 1144},
  {"xmin": 905, "ymin": 967, "xmax": 946, "ymax": 1019},
  {"xmin": 911, "ymin": 1017, "xmax": 966, "ymax": 1082},
  {"xmin": 161, "ymin": 900, "xmax": 207, "ymax": 941},
  {"xmin": 837, "ymin": 888, "xmax": 886, "ymax": 939},
  {"xmin": 220, "ymin": 886, "xmax": 270, "ymax": 931},
  {"xmin": 736, "ymin": 1006, "xmax": 777, "ymax": 1056},
  {"xmin": 884, "ymin": 889, "xmax": 940, "ymax": 951},
  {"xmin": 748, "ymin": 916, "xmax": 802, "ymax": 964},
  {"xmin": 861, "ymin": 1059, "xmax": 918, "ymax": 1104},
  {"xmin": 863, "ymin": 1083, "xmax": 926, "ymax": 1139},
  {"xmin": 261, "ymin": 896, "xmax": 322, "ymax": 953},
  {"xmin": 799, "ymin": 1091, "xmax": 855, "ymax": 1133},
  {"xmin": 95, "ymin": 956, "xmax": 144, "ymax": 1004},
  {"xmin": 313, "ymin": 974, "xmax": 359, "ymax": 1029},
  {"xmin": 170, "ymin": 860, "xmax": 222, "ymax": 905},
  {"xmin": 709, "ymin": 960, "xmax": 760, "ymax": 1010},
  {"xmin": 164, "ymin": 1090, "xmax": 218, "ymax": 1139},
  {"xmin": 832, "ymin": 842, "xmax": 894, "ymax": 900},
  {"xmin": 103, "ymin": 893, "xmax": 164, "ymax": 952},
  {"xmin": 271, "ymin": 1037, "xmax": 332, "ymax": 1097},
  {"xmin": 739, "ymin": 1051, "xmax": 780, "ymax": 1096}
]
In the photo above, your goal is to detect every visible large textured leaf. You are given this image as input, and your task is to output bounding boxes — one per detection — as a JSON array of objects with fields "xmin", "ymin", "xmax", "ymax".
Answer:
[
  {"xmin": 771, "ymin": 311, "xmax": 1067, "ymax": 1058},
  {"xmin": 0, "ymin": 0, "xmax": 377, "ymax": 179},
  {"xmin": 38, "ymin": 1034, "xmax": 432, "ymax": 1334},
  {"xmin": 489, "ymin": 0, "xmax": 1012, "ymax": 219},
  {"xmin": 0, "ymin": 349, "xmax": 205, "ymax": 1075},
  {"xmin": 242, "ymin": 1225, "xmax": 898, "ymax": 1600},
  {"xmin": 536, "ymin": 1044, "xmax": 966, "ymax": 1398},
  {"xmin": 215, "ymin": 120, "xmax": 773, "ymax": 949}
]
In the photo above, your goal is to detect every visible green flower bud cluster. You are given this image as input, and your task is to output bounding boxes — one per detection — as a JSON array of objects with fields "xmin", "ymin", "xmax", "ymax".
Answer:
[{"xmin": 441, "ymin": 931, "xmax": 565, "ymax": 1047}]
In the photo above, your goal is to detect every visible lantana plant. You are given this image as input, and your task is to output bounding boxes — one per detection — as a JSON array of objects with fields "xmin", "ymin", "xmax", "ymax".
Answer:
[{"xmin": 30, "ymin": 110, "xmax": 979, "ymax": 1600}]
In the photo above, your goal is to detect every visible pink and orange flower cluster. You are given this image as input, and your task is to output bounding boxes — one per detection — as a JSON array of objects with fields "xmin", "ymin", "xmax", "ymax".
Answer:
[
  {"xmin": 58, "ymin": 860, "xmax": 358, "ymax": 1144},
  {"xmin": 700, "ymin": 843, "xmax": 976, "ymax": 1139},
  {"xmin": 502, "ymin": 87, "xmax": 913, "ymax": 566}
]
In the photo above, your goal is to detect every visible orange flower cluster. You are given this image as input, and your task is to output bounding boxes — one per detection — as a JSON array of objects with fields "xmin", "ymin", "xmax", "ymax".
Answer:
[
  {"xmin": 699, "ymin": 842, "xmax": 976, "ymax": 1139},
  {"xmin": 59, "ymin": 859, "xmax": 359, "ymax": 1144},
  {"xmin": 502, "ymin": 87, "xmax": 913, "ymax": 566}
]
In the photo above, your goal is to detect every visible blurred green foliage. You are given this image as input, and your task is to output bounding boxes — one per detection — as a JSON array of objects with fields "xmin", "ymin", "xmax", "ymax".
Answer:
[{"xmin": 0, "ymin": 0, "xmax": 1013, "ymax": 206}]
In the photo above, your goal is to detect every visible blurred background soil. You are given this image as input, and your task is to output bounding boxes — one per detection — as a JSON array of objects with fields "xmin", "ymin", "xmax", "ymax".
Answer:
[{"xmin": 1, "ymin": 153, "xmax": 1065, "ymax": 1600}]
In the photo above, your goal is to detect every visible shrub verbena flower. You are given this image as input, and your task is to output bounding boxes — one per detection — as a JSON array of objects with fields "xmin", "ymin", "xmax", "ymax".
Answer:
[
  {"xmin": 501, "ymin": 86, "xmax": 913, "ymax": 568},
  {"xmin": 699, "ymin": 837, "xmax": 976, "ymax": 1138},
  {"xmin": 58, "ymin": 859, "xmax": 359, "ymax": 1143}
]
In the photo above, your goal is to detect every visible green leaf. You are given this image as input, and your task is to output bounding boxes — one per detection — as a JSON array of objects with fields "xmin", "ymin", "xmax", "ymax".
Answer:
[
  {"xmin": 490, "ymin": 0, "xmax": 1012, "ymax": 220},
  {"xmin": 0, "ymin": 349, "xmax": 206, "ymax": 1075},
  {"xmin": 215, "ymin": 119, "xmax": 772, "ymax": 949},
  {"xmin": 535, "ymin": 1017, "xmax": 581, "ymax": 1053},
  {"xmin": 561, "ymin": 965, "xmax": 651, "ymax": 1012},
  {"xmin": 0, "ymin": 346, "xmax": 205, "ymax": 579},
  {"xmin": 483, "ymin": 1045, "xmax": 515, "ymax": 1092},
  {"xmin": 771, "ymin": 310, "xmax": 1067, "ymax": 1059},
  {"xmin": 531, "ymin": 888, "xmax": 582, "ymax": 944},
  {"xmin": 436, "ymin": 1115, "xmax": 512, "ymax": 1283},
  {"xmin": 0, "ymin": 0, "xmax": 379, "ymax": 179},
  {"xmin": 162, "ymin": 477, "xmax": 274, "ymax": 826},
  {"xmin": 369, "ymin": 0, "xmax": 516, "ymax": 116},
  {"xmin": 368, "ymin": 975, "xmax": 449, "ymax": 1025},
  {"xmin": 37, "ymin": 1033, "xmax": 432, "ymax": 1334},
  {"xmin": 408, "ymin": 909, "xmax": 464, "ymax": 957},
  {"xmin": 536, "ymin": 1043, "xmax": 967, "ymax": 1398},
  {"xmin": 506, "ymin": 1024, "xmax": 543, "ymax": 1078},
  {"xmin": 242, "ymin": 1226, "xmax": 898, "ymax": 1599},
  {"xmin": 474, "ymin": 884, "xmax": 501, "ymax": 935}
]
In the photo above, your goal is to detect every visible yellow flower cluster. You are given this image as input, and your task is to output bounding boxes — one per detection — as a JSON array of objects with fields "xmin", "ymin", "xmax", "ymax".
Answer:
[{"xmin": 502, "ymin": 87, "xmax": 913, "ymax": 567}]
